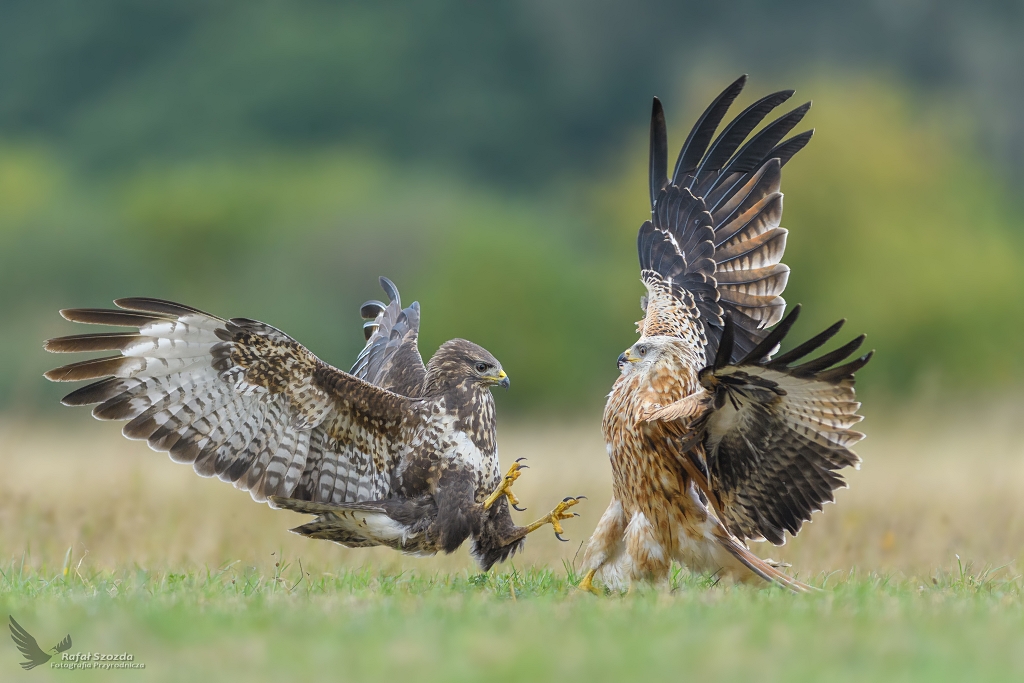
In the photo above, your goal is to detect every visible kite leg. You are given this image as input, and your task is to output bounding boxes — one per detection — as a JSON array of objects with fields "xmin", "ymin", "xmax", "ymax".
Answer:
[
  {"xmin": 483, "ymin": 458, "xmax": 528, "ymax": 511},
  {"xmin": 577, "ymin": 498, "xmax": 628, "ymax": 594},
  {"xmin": 577, "ymin": 569, "xmax": 601, "ymax": 595}
]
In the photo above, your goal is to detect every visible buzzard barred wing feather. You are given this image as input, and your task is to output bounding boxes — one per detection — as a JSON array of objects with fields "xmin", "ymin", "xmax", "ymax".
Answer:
[
  {"xmin": 695, "ymin": 306, "xmax": 872, "ymax": 545},
  {"xmin": 350, "ymin": 276, "xmax": 427, "ymax": 396},
  {"xmin": 45, "ymin": 297, "xmax": 410, "ymax": 505},
  {"xmin": 641, "ymin": 75, "xmax": 811, "ymax": 361}
]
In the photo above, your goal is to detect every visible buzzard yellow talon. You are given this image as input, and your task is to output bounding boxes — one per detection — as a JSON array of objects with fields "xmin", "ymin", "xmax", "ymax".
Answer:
[
  {"xmin": 524, "ymin": 496, "xmax": 585, "ymax": 539},
  {"xmin": 483, "ymin": 458, "xmax": 528, "ymax": 510},
  {"xmin": 577, "ymin": 569, "xmax": 601, "ymax": 595}
]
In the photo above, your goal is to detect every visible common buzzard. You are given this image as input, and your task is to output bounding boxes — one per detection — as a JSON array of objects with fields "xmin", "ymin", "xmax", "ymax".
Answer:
[
  {"xmin": 579, "ymin": 76, "xmax": 871, "ymax": 593},
  {"xmin": 45, "ymin": 278, "xmax": 581, "ymax": 570}
]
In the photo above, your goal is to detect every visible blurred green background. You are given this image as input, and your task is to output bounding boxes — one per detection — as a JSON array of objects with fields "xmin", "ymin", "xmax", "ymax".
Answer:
[{"xmin": 2, "ymin": 0, "xmax": 1023, "ymax": 414}]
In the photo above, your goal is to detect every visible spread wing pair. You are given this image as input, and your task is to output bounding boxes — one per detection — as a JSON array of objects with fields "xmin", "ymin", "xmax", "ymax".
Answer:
[{"xmin": 638, "ymin": 75, "xmax": 871, "ymax": 545}]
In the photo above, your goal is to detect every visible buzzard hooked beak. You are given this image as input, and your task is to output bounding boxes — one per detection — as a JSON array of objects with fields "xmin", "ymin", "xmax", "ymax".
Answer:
[{"xmin": 486, "ymin": 370, "xmax": 510, "ymax": 390}]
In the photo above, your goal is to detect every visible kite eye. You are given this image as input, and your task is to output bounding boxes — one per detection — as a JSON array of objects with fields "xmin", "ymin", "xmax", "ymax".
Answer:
[
  {"xmin": 475, "ymin": 362, "xmax": 489, "ymax": 373},
  {"xmin": 637, "ymin": 345, "xmax": 648, "ymax": 357}
]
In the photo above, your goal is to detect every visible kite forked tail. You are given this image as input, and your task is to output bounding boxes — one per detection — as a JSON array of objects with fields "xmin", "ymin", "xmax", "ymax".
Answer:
[{"xmin": 713, "ymin": 525, "xmax": 815, "ymax": 594}]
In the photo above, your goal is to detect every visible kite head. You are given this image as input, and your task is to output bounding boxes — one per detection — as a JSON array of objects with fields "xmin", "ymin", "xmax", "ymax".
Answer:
[
  {"xmin": 618, "ymin": 336, "xmax": 695, "ymax": 378},
  {"xmin": 620, "ymin": 338, "xmax": 662, "ymax": 368}
]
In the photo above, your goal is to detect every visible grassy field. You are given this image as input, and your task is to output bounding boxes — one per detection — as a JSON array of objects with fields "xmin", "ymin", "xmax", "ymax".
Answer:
[{"xmin": 2, "ymin": 399, "xmax": 1024, "ymax": 681}]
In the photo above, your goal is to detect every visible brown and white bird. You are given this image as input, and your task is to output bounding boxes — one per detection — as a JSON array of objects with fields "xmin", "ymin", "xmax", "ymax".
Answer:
[
  {"xmin": 579, "ymin": 76, "xmax": 871, "ymax": 593},
  {"xmin": 44, "ymin": 277, "xmax": 581, "ymax": 570}
]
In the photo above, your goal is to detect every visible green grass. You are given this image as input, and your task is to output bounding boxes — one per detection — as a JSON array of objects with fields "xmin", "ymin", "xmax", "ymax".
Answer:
[{"xmin": 1, "ymin": 557, "xmax": 1022, "ymax": 682}]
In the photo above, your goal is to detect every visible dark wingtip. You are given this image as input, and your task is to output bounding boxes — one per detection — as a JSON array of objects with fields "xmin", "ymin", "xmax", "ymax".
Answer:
[
  {"xmin": 672, "ymin": 75, "xmax": 749, "ymax": 184},
  {"xmin": 359, "ymin": 300, "xmax": 386, "ymax": 320},
  {"xmin": 378, "ymin": 276, "xmax": 400, "ymax": 305},
  {"xmin": 649, "ymin": 96, "xmax": 668, "ymax": 209},
  {"xmin": 739, "ymin": 304, "xmax": 801, "ymax": 365},
  {"xmin": 714, "ymin": 312, "xmax": 736, "ymax": 369}
]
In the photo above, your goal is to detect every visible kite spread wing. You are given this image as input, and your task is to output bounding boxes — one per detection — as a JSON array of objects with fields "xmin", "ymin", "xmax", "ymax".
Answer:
[{"xmin": 639, "ymin": 74, "xmax": 812, "ymax": 362}]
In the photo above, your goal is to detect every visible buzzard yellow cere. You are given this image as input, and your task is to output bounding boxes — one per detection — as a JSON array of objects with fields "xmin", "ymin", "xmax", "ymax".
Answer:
[
  {"xmin": 580, "ymin": 76, "xmax": 871, "ymax": 593},
  {"xmin": 45, "ymin": 278, "xmax": 581, "ymax": 570}
]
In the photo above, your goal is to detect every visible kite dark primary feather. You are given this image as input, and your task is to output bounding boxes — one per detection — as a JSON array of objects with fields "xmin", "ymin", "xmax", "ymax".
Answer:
[
  {"xmin": 579, "ymin": 76, "xmax": 871, "ymax": 593},
  {"xmin": 45, "ymin": 278, "xmax": 582, "ymax": 570}
]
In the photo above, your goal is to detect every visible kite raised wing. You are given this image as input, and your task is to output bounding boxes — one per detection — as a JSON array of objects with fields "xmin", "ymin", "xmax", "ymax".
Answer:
[
  {"xmin": 45, "ymin": 278, "xmax": 582, "ymax": 570},
  {"xmin": 579, "ymin": 76, "xmax": 871, "ymax": 593}
]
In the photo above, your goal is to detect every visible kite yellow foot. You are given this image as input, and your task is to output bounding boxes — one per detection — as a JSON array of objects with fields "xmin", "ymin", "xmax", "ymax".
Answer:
[
  {"xmin": 484, "ymin": 458, "xmax": 528, "ymax": 511},
  {"xmin": 525, "ymin": 496, "xmax": 586, "ymax": 541},
  {"xmin": 577, "ymin": 569, "xmax": 601, "ymax": 596}
]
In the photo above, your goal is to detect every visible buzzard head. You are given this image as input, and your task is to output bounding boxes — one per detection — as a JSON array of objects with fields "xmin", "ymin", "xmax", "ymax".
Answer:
[{"xmin": 426, "ymin": 339, "xmax": 509, "ymax": 392}]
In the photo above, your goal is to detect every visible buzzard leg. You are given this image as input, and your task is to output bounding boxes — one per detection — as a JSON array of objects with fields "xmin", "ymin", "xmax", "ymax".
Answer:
[
  {"xmin": 485, "ymin": 496, "xmax": 585, "ymax": 549},
  {"xmin": 520, "ymin": 496, "xmax": 584, "ymax": 541},
  {"xmin": 483, "ymin": 458, "xmax": 528, "ymax": 511}
]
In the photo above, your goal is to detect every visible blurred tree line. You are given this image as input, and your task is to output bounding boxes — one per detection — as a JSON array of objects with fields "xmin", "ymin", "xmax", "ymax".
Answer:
[{"xmin": 0, "ymin": 1, "xmax": 1023, "ymax": 414}]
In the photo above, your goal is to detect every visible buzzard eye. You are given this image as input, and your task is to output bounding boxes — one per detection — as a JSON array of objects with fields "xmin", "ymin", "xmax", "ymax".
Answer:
[{"xmin": 475, "ymin": 362, "xmax": 488, "ymax": 373}]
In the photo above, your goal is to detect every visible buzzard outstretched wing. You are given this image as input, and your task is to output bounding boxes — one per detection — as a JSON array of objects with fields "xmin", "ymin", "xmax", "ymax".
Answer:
[
  {"xmin": 45, "ymin": 298, "xmax": 413, "ymax": 505},
  {"xmin": 350, "ymin": 277, "xmax": 427, "ymax": 396},
  {"xmin": 639, "ymin": 75, "xmax": 812, "ymax": 360}
]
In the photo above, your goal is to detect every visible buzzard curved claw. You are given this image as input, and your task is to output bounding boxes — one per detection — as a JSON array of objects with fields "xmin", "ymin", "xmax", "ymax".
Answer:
[
  {"xmin": 523, "ymin": 496, "xmax": 585, "ymax": 539},
  {"xmin": 483, "ymin": 460, "xmax": 527, "ymax": 510}
]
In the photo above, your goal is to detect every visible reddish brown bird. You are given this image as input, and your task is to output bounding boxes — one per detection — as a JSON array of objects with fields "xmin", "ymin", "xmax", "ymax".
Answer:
[{"xmin": 579, "ymin": 76, "xmax": 871, "ymax": 593}]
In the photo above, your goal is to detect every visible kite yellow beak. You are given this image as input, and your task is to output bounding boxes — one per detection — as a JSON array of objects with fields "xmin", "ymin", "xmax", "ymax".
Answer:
[{"xmin": 618, "ymin": 348, "xmax": 640, "ymax": 368}]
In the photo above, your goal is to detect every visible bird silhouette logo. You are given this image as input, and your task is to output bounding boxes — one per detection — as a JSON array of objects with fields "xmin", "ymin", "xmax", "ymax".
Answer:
[{"xmin": 8, "ymin": 616, "xmax": 72, "ymax": 670}]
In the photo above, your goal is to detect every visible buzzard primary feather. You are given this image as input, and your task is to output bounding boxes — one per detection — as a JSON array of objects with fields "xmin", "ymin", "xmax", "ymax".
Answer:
[
  {"xmin": 45, "ymin": 278, "xmax": 581, "ymax": 570},
  {"xmin": 580, "ymin": 76, "xmax": 870, "ymax": 593}
]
